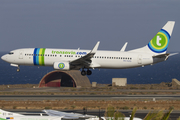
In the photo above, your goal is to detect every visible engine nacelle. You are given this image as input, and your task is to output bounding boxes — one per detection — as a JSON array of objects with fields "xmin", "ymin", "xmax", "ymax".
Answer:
[{"xmin": 53, "ymin": 62, "xmax": 70, "ymax": 70}]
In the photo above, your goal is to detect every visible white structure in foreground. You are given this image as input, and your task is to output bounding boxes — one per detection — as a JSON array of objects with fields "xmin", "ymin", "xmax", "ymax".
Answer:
[
  {"xmin": 0, "ymin": 109, "xmax": 142, "ymax": 120},
  {"xmin": 112, "ymin": 78, "xmax": 127, "ymax": 86}
]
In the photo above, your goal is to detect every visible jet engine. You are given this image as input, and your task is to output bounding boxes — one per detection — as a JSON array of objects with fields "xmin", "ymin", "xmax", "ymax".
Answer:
[{"xmin": 53, "ymin": 62, "xmax": 70, "ymax": 70}]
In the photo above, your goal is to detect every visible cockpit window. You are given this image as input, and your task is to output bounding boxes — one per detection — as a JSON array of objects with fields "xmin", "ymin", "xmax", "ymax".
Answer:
[{"xmin": 8, "ymin": 52, "xmax": 14, "ymax": 55}]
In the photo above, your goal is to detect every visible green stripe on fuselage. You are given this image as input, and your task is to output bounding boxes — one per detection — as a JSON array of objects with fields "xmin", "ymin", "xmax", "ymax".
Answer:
[
  {"xmin": 38, "ymin": 48, "xmax": 46, "ymax": 66},
  {"xmin": 42, "ymin": 48, "xmax": 46, "ymax": 65}
]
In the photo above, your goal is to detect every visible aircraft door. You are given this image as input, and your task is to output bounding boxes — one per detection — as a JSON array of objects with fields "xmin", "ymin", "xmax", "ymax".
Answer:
[
  {"xmin": 138, "ymin": 55, "xmax": 142, "ymax": 64},
  {"xmin": 19, "ymin": 51, "xmax": 23, "ymax": 59}
]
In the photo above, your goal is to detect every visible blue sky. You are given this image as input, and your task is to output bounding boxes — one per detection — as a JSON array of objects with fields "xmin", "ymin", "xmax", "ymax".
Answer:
[{"xmin": 0, "ymin": 0, "xmax": 180, "ymax": 52}]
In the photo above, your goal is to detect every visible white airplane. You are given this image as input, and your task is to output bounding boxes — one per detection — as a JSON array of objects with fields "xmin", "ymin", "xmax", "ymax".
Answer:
[
  {"xmin": 0, "ymin": 109, "xmax": 96, "ymax": 120},
  {"xmin": 44, "ymin": 109, "xmax": 143, "ymax": 120},
  {"xmin": 0, "ymin": 109, "xmax": 143, "ymax": 120},
  {"xmin": 1, "ymin": 21, "xmax": 177, "ymax": 76}
]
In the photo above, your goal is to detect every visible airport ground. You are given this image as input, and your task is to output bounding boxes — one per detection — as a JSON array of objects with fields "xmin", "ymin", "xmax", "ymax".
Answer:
[
  {"xmin": 1, "ymin": 83, "xmax": 180, "ymax": 119},
  {"xmin": 0, "ymin": 83, "xmax": 180, "ymax": 110}
]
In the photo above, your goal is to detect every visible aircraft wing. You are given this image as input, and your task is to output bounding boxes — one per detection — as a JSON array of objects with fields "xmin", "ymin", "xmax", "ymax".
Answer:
[
  {"xmin": 70, "ymin": 41, "xmax": 100, "ymax": 68},
  {"xmin": 43, "ymin": 110, "xmax": 95, "ymax": 119}
]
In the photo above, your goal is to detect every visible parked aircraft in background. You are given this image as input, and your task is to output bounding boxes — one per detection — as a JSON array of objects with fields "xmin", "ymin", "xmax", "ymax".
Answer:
[
  {"xmin": 0, "ymin": 109, "xmax": 95, "ymax": 120},
  {"xmin": 1, "ymin": 21, "xmax": 176, "ymax": 76},
  {"xmin": 0, "ymin": 109, "xmax": 143, "ymax": 120}
]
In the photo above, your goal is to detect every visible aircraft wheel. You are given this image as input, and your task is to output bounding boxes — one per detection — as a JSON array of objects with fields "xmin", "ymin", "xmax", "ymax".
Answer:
[
  {"xmin": 87, "ymin": 70, "xmax": 92, "ymax": 75},
  {"xmin": 17, "ymin": 68, "xmax": 20, "ymax": 72},
  {"xmin": 81, "ymin": 70, "xmax": 86, "ymax": 76}
]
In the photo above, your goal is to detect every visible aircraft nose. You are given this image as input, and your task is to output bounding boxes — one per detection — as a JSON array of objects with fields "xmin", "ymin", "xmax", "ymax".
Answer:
[{"xmin": 1, "ymin": 55, "xmax": 6, "ymax": 61}]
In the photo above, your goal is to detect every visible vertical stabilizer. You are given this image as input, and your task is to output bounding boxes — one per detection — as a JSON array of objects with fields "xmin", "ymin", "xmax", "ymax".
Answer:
[
  {"xmin": 129, "ymin": 21, "xmax": 175, "ymax": 55},
  {"xmin": 148, "ymin": 21, "xmax": 175, "ymax": 54}
]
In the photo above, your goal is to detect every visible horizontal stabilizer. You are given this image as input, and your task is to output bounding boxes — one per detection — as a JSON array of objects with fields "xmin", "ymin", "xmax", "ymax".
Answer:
[
  {"xmin": 153, "ymin": 53, "xmax": 169, "ymax": 58},
  {"xmin": 169, "ymin": 53, "xmax": 178, "ymax": 56}
]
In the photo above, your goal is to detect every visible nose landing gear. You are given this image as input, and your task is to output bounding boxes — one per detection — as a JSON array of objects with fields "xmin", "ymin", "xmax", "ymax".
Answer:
[
  {"xmin": 17, "ymin": 67, "xmax": 20, "ymax": 72},
  {"xmin": 17, "ymin": 66, "xmax": 20, "ymax": 72},
  {"xmin": 10, "ymin": 64, "xmax": 20, "ymax": 72}
]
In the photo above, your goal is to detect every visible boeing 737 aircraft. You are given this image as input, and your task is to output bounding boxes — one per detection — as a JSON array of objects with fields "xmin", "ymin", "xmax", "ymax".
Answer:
[{"xmin": 1, "ymin": 21, "xmax": 176, "ymax": 76}]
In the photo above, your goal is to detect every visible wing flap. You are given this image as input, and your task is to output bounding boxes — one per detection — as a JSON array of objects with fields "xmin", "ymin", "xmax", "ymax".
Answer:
[{"xmin": 70, "ymin": 41, "xmax": 100, "ymax": 68}]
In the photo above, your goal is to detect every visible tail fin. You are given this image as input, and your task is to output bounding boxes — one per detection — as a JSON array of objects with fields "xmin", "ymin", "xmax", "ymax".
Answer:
[{"xmin": 129, "ymin": 21, "xmax": 175, "ymax": 55}]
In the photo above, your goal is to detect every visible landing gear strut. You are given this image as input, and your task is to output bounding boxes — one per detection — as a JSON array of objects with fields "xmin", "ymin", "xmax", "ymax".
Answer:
[
  {"xmin": 81, "ymin": 69, "xmax": 92, "ymax": 76},
  {"xmin": 17, "ymin": 66, "xmax": 20, "ymax": 72}
]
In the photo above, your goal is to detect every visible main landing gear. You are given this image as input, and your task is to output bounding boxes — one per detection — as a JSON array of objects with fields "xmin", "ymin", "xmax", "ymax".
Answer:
[{"xmin": 81, "ymin": 69, "xmax": 92, "ymax": 76}]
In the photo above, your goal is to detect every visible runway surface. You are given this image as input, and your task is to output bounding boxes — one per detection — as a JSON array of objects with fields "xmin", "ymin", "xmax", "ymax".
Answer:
[{"xmin": 1, "ymin": 95, "xmax": 180, "ymax": 100}]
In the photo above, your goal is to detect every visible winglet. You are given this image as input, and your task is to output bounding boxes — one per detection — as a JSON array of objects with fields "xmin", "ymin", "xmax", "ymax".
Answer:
[
  {"xmin": 120, "ymin": 42, "xmax": 128, "ymax": 52},
  {"xmin": 91, "ymin": 41, "xmax": 100, "ymax": 54}
]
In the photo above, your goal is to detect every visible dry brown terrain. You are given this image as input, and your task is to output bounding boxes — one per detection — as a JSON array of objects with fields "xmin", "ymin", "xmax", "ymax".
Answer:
[
  {"xmin": 0, "ymin": 83, "xmax": 180, "ymax": 110},
  {"xmin": 0, "ymin": 99, "xmax": 179, "ymax": 110}
]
